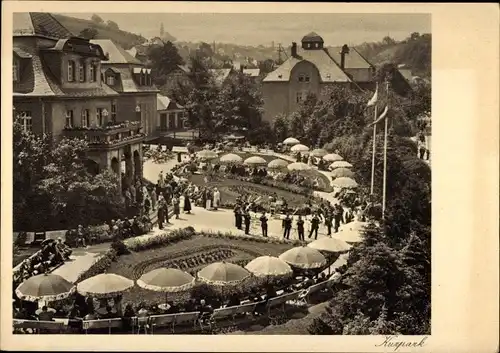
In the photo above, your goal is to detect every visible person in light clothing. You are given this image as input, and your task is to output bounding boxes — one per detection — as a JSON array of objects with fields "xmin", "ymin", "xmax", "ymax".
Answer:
[{"xmin": 213, "ymin": 187, "xmax": 221, "ymax": 210}]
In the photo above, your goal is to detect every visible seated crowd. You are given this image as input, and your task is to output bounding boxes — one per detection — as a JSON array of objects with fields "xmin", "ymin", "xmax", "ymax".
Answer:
[
  {"xmin": 13, "ymin": 238, "xmax": 72, "ymax": 287},
  {"xmin": 13, "ymin": 267, "xmax": 341, "ymax": 334}
]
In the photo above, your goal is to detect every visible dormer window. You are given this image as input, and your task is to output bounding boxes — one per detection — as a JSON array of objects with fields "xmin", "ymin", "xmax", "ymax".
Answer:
[
  {"xmin": 106, "ymin": 75, "xmax": 115, "ymax": 86},
  {"xmin": 13, "ymin": 60, "xmax": 19, "ymax": 82},
  {"xmin": 78, "ymin": 61, "xmax": 86, "ymax": 82},
  {"xmin": 68, "ymin": 61, "xmax": 75, "ymax": 82}
]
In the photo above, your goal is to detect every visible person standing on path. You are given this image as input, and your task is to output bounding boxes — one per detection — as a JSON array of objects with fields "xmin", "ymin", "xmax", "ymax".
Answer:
[
  {"xmin": 150, "ymin": 187, "xmax": 157, "ymax": 211},
  {"xmin": 243, "ymin": 210, "xmax": 251, "ymax": 235},
  {"xmin": 213, "ymin": 187, "xmax": 221, "ymax": 211},
  {"xmin": 282, "ymin": 214, "xmax": 292, "ymax": 240},
  {"xmin": 297, "ymin": 215, "xmax": 305, "ymax": 241},
  {"xmin": 157, "ymin": 195, "xmax": 165, "ymax": 229},
  {"xmin": 172, "ymin": 194, "xmax": 180, "ymax": 219},
  {"xmin": 325, "ymin": 212, "xmax": 333, "ymax": 236},
  {"xmin": 308, "ymin": 213, "xmax": 320, "ymax": 240},
  {"xmin": 333, "ymin": 204, "xmax": 344, "ymax": 232},
  {"xmin": 183, "ymin": 192, "xmax": 192, "ymax": 214},
  {"xmin": 163, "ymin": 193, "xmax": 171, "ymax": 225},
  {"xmin": 260, "ymin": 212, "xmax": 268, "ymax": 237},
  {"xmin": 234, "ymin": 205, "xmax": 243, "ymax": 230}
]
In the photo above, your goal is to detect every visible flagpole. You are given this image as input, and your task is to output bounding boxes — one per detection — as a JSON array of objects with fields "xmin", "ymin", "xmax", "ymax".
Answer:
[
  {"xmin": 382, "ymin": 78, "xmax": 390, "ymax": 218},
  {"xmin": 369, "ymin": 82, "xmax": 378, "ymax": 196},
  {"xmin": 370, "ymin": 105, "xmax": 377, "ymax": 195}
]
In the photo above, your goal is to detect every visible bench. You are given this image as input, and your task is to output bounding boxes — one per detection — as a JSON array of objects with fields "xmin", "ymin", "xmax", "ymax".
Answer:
[
  {"xmin": 297, "ymin": 280, "xmax": 336, "ymax": 305},
  {"xmin": 266, "ymin": 291, "xmax": 301, "ymax": 319},
  {"xmin": 208, "ymin": 302, "xmax": 257, "ymax": 329},
  {"xmin": 13, "ymin": 319, "xmax": 66, "ymax": 334},
  {"xmin": 32, "ymin": 232, "xmax": 46, "ymax": 246},
  {"xmin": 172, "ymin": 311, "xmax": 200, "ymax": 333},
  {"xmin": 149, "ymin": 313, "xmax": 176, "ymax": 334},
  {"xmin": 82, "ymin": 318, "xmax": 123, "ymax": 334}
]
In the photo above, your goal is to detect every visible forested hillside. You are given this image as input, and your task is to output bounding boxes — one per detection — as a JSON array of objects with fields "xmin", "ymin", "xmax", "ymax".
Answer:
[
  {"xmin": 53, "ymin": 14, "xmax": 431, "ymax": 76},
  {"xmin": 52, "ymin": 13, "xmax": 147, "ymax": 49},
  {"xmin": 356, "ymin": 33, "xmax": 431, "ymax": 77}
]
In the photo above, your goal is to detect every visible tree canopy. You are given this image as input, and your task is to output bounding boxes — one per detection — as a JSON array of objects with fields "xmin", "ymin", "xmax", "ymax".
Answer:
[
  {"xmin": 267, "ymin": 82, "xmax": 431, "ymax": 335},
  {"xmin": 13, "ymin": 119, "xmax": 125, "ymax": 231},
  {"xmin": 147, "ymin": 40, "xmax": 185, "ymax": 86},
  {"xmin": 171, "ymin": 55, "xmax": 264, "ymax": 142}
]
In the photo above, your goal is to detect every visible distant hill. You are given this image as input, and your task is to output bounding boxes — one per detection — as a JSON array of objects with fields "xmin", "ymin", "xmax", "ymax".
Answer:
[
  {"xmin": 52, "ymin": 14, "xmax": 147, "ymax": 50},
  {"xmin": 51, "ymin": 14, "xmax": 431, "ymax": 77},
  {"xmin": 355, "ymin": 33, "xmax": 431, "ymax": 77}
]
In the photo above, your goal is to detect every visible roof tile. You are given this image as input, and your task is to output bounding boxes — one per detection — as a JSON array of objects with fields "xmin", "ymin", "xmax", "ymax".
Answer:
[
  {"xmin": 327, "ymin": 46, "xmax": 372, "ymax": 69},
  {"xmin": 13, "ymin": 13, "xmax": 73, "ymax": 39}
]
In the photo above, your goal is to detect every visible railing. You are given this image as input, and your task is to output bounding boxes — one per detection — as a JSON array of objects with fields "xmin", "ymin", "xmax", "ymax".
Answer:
[{"xmin": 63, "ymin": 121, "xmax": 145, "ymax": 149}]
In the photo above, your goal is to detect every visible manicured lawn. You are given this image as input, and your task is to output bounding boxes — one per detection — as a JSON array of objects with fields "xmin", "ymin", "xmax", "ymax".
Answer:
[
  {"xmin": 186, "ymin": 174, "xmax": 313, "ymax": 208},
  {"xmin": 107, "ymin": 236, "xmax": 294, "ymax": 306}
]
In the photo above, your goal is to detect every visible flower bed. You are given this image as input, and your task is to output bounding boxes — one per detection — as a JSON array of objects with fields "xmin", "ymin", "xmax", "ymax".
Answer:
[
  {"xmin": 75, "ymin": 248, "xmax": 118, "ymax": 283},
  {"xmin": 104, "ymin": 234, "xmax": 294, "ymax": 307},
  {"xmin": 125, "ymin": 227, "xmax": 196, "ymax": 252}
]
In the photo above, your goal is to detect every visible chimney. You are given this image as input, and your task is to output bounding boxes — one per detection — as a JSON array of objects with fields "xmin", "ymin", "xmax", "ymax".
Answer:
[
  {"xmin": 291, "ymin": 42, "xmax": 297, "ymax": 57},
  {"xmin": 340, "ymin": 44, "xmax": 349, "ymax": 70}
]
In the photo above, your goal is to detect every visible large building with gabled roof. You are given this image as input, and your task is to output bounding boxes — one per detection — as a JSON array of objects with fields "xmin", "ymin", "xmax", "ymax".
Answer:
[
  {"xmin": 12, "ymin": 12, "xmax": 158, "ymax": 191},
  {"xmin": 261, "ymin": 32, "xmax": 376, "ymax": 122}
]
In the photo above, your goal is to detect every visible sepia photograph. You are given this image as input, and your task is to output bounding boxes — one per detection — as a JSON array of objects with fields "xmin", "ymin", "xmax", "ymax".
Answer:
[
  {"xmin": 10, "ymin": 10, "xmax": 433, "ymax": 336},
  {"xmin": 2, "ymin": 3, "xmax": 498, "ymax": 351}
]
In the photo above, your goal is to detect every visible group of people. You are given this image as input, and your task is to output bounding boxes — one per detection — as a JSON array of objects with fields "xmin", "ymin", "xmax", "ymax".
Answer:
[
  {"xmin": 231, "ymin": 195, "xmax": 354, "ymax": 240},
  {"xmin": 122, "ymin": 176, "xmax": 158, "ymax": 218},
  {"xmin": 13, "ymin": 238, "xmax": 72, "ymax": 287},
  {"xmin": 281, "ymin": 203, "xmax": 352, "ymax": 241}
]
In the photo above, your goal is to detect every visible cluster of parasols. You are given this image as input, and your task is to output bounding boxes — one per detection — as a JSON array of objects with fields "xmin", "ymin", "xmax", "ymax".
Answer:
[
  {"xmin": 14, "ymin": 235, "xmax": 361, "ymax": 308},
  {"xmin": 192, "ymin": 137, "xmax": 360, "ymax": 190}
]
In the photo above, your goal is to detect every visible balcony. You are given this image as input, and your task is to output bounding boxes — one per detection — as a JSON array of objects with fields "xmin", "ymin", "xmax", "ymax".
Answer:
[{"xmin": 63, "ymin": 121, "xmax": 145, "ymax": 150}]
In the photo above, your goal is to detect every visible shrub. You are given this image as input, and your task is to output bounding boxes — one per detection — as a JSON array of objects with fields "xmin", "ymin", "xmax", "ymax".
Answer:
[
  {"xmin": 308, "ymin": 316, "xmax": 336, "ymax": 335},
  {"xmin": 111, "ymin": 240, "xmax": 130, "ymax": 255}
]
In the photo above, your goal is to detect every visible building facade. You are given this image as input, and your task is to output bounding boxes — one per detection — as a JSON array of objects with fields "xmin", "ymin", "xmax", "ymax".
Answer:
[
  {"xmin": 261, "ymin": 32, "xmax": 376, "ymax": 122},
  {"xmin": 157, "ymin": 94, "xmax": 187, "ymax": 132},
  {"xmin": 12, "ymin": 13, "xmax": 155, "ymax": 191}
]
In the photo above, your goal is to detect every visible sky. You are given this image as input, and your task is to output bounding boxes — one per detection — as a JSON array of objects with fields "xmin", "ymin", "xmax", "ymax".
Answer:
[{"xmin": 60, "ymin": 13, "xmax": 431, "ymax": 47}]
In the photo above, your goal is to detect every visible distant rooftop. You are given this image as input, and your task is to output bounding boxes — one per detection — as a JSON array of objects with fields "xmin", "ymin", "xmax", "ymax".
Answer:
[
  {"xmin": 90, "ymin": 39, "xmax": 142, "ymax": 65},
  {"xmin": 301, "ymin": 31, "xmax": 324, "ymax": 43}
]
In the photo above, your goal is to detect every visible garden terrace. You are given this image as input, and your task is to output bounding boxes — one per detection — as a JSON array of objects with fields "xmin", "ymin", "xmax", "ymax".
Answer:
[
  {"xmin": 106, "ymin": 234, "xmax": 295, "ymax": 307},
  {"xmin": 185, "ymin": 174, "xmax": 315, "ymax": 210}
]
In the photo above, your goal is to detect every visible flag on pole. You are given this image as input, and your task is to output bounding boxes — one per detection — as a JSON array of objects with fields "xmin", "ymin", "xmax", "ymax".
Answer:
[
  {"xmin": 367, "ymin": 84, "xmax": 378, "ymax": 107},
  {"xmin": 369, "ymin": 105, "xmax": 389, "ymax": 126}
]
